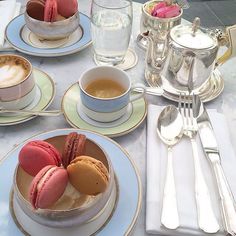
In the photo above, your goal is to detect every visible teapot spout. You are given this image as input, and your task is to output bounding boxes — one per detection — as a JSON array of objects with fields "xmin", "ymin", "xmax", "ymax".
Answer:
[{"xmin": 216, "ymin": 24, "xmax": 236, "ymax": 66}]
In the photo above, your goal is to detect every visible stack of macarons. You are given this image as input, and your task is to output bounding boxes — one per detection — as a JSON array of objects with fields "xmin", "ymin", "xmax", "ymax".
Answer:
[
  {"xmin": 146, "ymin": 1, "xmax": 181, "ymax": 18},
  {"xmin": 26, "ymin": 0, "xmax": 78, "ymax": 22},
  {"xmin": 18, "ymin": 132, "xmax": 109, "ymax": 210}
]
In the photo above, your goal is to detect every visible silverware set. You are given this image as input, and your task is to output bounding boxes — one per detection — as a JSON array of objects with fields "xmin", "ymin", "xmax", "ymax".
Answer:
[
  {"xmin": 157, "ymin": 93, "xmax": 236, "ymax": 235},
  {"xmin": 179, "ymin": 94, "xmax": 219, "ymax": 233}
]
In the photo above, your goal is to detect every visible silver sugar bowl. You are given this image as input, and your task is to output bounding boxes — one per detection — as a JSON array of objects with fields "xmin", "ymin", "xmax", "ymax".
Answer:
[{"xmin": 137, "ymin": 0, "xmax": 183, "ymax": 49}]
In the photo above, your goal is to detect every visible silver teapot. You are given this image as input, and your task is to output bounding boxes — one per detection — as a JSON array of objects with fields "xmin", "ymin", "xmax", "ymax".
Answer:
[{"xmin": 145, "ymin": 17, "xmax": 236, "ymax": 92}]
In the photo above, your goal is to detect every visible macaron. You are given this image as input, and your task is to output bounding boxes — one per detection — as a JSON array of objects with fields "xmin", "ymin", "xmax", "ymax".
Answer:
[
  {"xmin": 29, "ymin": 165, "xmax": 68, "ymax": 209},
  {"xmin": 57, "ymin": 0, "xmax": 78, "ymax": 18},
  {"xmin": 62, "ymin": 132, "xmax": 86, "ymax": 168},
  {"xmin": 44, "ymin": 0, "xmax": 58, "ymax": 22},
  {"xmin": 67, "ymin": 155, "xmax": 109, "ymax": 195},
  {"xmin": 19, "ymin": 140, "xmax": 62, "ymax": 176},
  {"xmin": 26, "ymin": 0, "xmax": 45, "ymax": 21}
]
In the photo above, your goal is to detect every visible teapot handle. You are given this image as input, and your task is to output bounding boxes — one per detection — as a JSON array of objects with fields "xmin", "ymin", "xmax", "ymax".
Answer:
[
  {"xmin": 142, "ymin": 31, "xmax": 168, "ymax": 72},
  {"xmin": 216, "ymin": 24, "xmax": 236, "ymax": 66}
]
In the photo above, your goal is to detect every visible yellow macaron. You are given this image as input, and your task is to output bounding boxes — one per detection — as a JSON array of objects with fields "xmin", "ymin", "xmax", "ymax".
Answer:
[{"xmin": 67, "ymin": 155, "xmax": 109, "ymax": 195}]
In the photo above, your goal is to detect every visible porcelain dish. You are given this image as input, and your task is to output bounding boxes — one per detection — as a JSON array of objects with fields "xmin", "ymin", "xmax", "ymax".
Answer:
[
  {"xmin": 13, "ymin": 136, "xmax": 115, "ymax": 228},
  {"xmin": 5, "ymin": 13, "xmax": 91, "ymax": 57},
  {"xmin": 0, "ymin": 129, "xmax": 141, "ymax": 236},
  {"xmin": 61, "ymin": 83, "xmax": 147, "ymax": 137}
]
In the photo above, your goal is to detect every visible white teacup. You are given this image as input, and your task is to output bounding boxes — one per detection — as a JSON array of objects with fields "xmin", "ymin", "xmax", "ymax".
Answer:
[
  {"xmin": 79, "ymin": 66, "xmax": 145, "ymax": 122},
  {"xmin": 0, "ymin": 54, "xmax": 35, "ymax": 110}
]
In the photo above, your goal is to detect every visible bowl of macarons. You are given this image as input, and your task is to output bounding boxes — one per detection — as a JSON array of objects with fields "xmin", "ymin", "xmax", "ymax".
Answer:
[
  {"xmin": 24, "ymin": 0, "xmax": 80, "ymax": 40},
  {"xmin": 13, "ymin": 132, "xmax": 115, "ymax": 228}
]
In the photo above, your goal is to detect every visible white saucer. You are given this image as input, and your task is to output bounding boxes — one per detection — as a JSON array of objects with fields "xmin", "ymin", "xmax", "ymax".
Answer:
[
  {"xmin": 21, "ymin": 25, "xmax": 83, "ymax": 49},
  {"xmin": 61, "ymin": 83, "xmax": 147, "ymax": 137},
  {"xmin": 93, "ymin": 48, "xmax": 138, "ymax": 71}
]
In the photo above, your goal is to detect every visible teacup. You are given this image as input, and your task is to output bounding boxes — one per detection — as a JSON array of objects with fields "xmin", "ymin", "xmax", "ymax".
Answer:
[
  {"xmin": 79, "ymin": 66, "xmax": 146, "ymax": 122},
  {"xmin": 0, "ymin": 54, "xmax": 35, "ymax": 110}
]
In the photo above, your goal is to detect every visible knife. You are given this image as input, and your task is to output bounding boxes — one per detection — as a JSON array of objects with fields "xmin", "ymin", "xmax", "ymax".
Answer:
[{"xmin": 193, "ymin": 95, "xmax": 236, "ymax": 235}]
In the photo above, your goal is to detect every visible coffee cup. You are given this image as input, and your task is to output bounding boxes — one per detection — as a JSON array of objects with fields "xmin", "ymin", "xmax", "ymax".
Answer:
[
  {"xmin": 79, "ymin": 66, "xmax": 146, "ymax": 122},
  {"xmin": 0, "ymin": 54, "xmax": 35, "ymax": 110}
]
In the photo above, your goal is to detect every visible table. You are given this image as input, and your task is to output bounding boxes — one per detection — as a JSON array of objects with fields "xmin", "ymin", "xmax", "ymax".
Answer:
[{"xmin": 1, "ymin": 1, "xmax": 236, "ymax": 235}]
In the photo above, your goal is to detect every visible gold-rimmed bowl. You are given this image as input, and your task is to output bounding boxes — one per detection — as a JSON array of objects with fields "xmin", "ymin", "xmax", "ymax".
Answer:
[
  {"xmin": 13, "ymin": 134, "xmax": 115, "ymax": 228},
  {"xmin": 24, "ymin": 11, "xmax": 80, "ymax": 40}
]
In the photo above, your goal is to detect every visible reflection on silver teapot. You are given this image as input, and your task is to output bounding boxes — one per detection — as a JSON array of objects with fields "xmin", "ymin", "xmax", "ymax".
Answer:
[
  {"xmin": 145, "ymin": 17, "xmax": 236, "ymax": 92},
  {"xmin": 137, "ymin": 0, "xmax": 183, "ymax": 49}
]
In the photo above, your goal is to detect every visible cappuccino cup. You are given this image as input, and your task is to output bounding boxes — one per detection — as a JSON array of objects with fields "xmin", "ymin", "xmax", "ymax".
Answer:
[
  {"xmin": 79, "ymin": 66, "xmax": 146, "ymax": 122},
  {"xmin": 0, "ymin": 55, "xmax": 35, "ymax": 110}
]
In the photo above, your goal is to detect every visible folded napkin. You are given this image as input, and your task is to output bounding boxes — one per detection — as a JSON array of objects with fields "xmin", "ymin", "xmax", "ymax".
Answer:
[
  {"xmin": 146, "ymin": 104, "xmax": 236, "ymax": 235},
  {"xmin": 0, "ymin": 0, "xmax": 21, "ymax": 49}
]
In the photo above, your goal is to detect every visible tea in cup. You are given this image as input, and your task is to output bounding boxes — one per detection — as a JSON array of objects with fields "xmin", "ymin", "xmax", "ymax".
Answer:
[
  {"xmin": 79, "ymin": 66, "xmax": 145, "ymax": 122},
  {"xmin": 0, "ymin": 54, "xmax": 35, "ymax": 110}
]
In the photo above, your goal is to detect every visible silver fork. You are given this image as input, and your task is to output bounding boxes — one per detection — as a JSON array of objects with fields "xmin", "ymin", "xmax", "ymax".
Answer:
[{"xmin": 179, "ymin": 93, "xmax": 220, "ymax": 233}]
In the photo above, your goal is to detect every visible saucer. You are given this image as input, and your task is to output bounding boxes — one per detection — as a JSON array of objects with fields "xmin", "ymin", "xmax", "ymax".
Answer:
[
  {"xmin": 93, "ymin": 48, "xmax": 138, "ymax": 71},
  {"xmin": 0, "ymin": 129, "xmax": 141, "ymax": 236},
  {"xmin": 0, "ymin": 68, "xmax": 55, "ymax": 126},
  {"xmin": 5, "ymin": 13, "xmax": 91, "ymax": 57},
  {"xmin": 61, "ymin": 83, "xmax": 147, "ymax": 137},
  {"xmin": 146, "ymin": 69, "xmax": 224, "ymax": 103}
]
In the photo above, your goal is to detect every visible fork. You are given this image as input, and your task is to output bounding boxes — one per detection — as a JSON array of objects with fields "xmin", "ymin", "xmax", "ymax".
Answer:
[{"xmin": 179, "ymin": 93, "xmax": 220, "ymax": 233}]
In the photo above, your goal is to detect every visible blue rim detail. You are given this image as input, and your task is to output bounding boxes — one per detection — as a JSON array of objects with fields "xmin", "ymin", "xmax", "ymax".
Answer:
[{"xmin": 6, "ymin": 13, "xmax": 92, "ymax": 57}]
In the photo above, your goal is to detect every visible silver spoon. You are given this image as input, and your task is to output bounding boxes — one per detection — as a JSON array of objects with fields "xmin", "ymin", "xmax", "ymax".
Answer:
[
  {"xmin": 0, "ymin": 108, "xmax": 62, "ymax": 117},
  {"xmin": 157, "ymin": 105, "xmax": 184, "ymax": 229}
]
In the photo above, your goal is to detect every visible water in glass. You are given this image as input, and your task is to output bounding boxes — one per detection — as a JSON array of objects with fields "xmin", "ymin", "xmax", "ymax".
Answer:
[{"xmin": 91, "ymin": 0, "xmax": 132, "ymax": 65}]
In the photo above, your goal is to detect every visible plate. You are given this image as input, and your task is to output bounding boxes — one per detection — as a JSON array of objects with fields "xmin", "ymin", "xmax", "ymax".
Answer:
[
  {"xmin": 5, "ymin": 13, "xmax": 91, "ymax": 57},
  {"xmin": 61, "ymin": 83, "xmax": 147, "ymax": 137},
  {"xmin": 0, "ymin": 129, "xmax": 141, "ymax": 236},
  {"xmin": 0, "ymin": 68, "xmax": 55, "ymax": 126},
  {"xmin": 146, "ymin": 69, "xmax": 224, "ymax": 103}
]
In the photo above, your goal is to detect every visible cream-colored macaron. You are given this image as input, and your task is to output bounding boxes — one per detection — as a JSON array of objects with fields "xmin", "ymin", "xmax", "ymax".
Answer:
[{"xmin": 67, "ymin": 155, "xmax": 109, "ymax": 195}]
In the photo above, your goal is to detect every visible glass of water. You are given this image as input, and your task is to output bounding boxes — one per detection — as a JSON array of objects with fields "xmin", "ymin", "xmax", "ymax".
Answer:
[{"xmin": 90, "ymin": 0, "xmax": 133, "ymax": 66}]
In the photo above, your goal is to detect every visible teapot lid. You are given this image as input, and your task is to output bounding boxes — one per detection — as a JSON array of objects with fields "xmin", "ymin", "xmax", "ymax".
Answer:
[{"xmin": 170, "ymin": 17, "xmax": 217, "ymax": 49}]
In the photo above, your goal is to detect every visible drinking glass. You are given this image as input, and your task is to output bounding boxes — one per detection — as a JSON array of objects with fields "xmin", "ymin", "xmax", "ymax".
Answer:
[{"xmin": 90, "ymin": 0, "xmax": 133, "ymax": 65}]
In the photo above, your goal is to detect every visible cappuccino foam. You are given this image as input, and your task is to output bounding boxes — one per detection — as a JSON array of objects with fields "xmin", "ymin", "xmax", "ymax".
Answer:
[{"xmin": 0, "ymin": 58, "xmax": 29, "ymax": 88}]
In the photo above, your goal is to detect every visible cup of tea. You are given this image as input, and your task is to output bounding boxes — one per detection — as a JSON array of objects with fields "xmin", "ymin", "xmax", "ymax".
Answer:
[
  {"xmin": 79, "ymin": 66, "xmax": 145, "ymax": 122},
  {"xmin": 0, "ymin": 54, "xmax": 35, "ymax": 110}
]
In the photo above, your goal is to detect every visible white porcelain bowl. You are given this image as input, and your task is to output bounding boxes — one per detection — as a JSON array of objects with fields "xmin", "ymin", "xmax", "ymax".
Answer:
[
  {"xmin": 13, "ymin": 135, "xmax": 115, "ymax": 228},
  {"xmin": 24, "ymin": 11, "xmax": 80, "ymax": 40}
]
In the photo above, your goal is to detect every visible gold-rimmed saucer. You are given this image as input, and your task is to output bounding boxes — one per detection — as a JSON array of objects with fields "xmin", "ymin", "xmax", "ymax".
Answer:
[{"xmin": 0, "ymin": 68, "xmax": 55, "ymax": 126}]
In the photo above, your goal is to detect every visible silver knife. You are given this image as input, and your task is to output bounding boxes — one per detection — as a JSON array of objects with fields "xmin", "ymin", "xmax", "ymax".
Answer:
[{"xmin": 193, "ymin": 95, "xmax": 236, "ymax": 235}]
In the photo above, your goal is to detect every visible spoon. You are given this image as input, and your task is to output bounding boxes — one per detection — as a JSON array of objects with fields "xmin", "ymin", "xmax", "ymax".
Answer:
[
  {"xmin": 157, "ymin": 105, "xmax": 184, "ymax": 229},
  {"xmin": 0, "ymin": 108, "xmax": 62, "ymax": 117}
]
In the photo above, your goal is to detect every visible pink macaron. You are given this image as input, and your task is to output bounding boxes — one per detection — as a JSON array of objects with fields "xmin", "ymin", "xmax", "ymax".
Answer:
[
  {"xmin": 44, "ymin": 0, "xmax": 58, "ymax": 22},
  {"xmin": 19, "ymin": 140, "xmax": 62, "ymax": 176},
  {"xmin": 29, "ymin": 165, "xmax": 68, "ymax": 209},
  {"xmin": 57, "ymin": 0, "xmax": 78, "ymax": 18}
]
